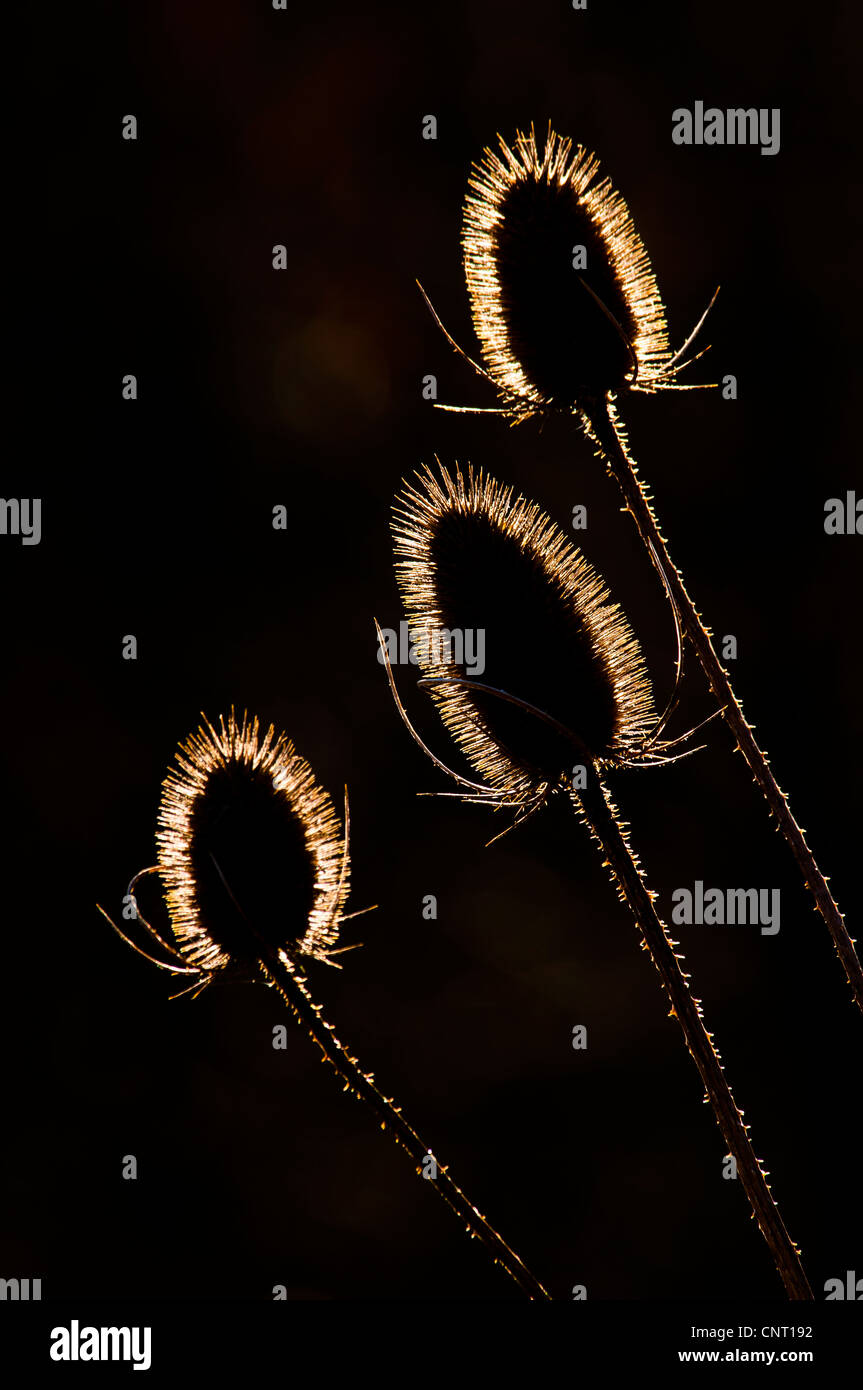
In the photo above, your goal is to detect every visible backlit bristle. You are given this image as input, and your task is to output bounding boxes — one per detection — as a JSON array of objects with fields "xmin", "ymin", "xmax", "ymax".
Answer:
[
  {"xmin": 156, "ymin": 711, "xmax": 349, "ymax": 971},
  {"xmin": 393, "ymin": 462, "xmax": 656, "ymax": 799},
  {"xmin": 463, "ymin": 124, "xmax": 672, "ymax": 409}
]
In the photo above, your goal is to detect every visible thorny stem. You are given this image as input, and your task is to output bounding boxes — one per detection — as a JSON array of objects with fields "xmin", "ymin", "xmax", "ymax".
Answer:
[
  {"xmin": 575, "ymin": 763, "xmax": 813, "ymax": 1300},
  {"xmin": 583, "ymin": 397, "xmax": 863, "ymax": 1015},
  {"xmin": 257, "ymin": 948, "xmax": 552, "ymax": 1301}
]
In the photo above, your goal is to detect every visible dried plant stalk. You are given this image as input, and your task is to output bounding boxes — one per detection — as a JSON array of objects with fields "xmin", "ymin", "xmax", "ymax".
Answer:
[
  {"xmin": 424, "ymin": 124, "xmax": 861, "ymax": 1012},
  {"xmin": 582, "ymin": 399, "xmax": 863, "ymax": 1013},
  {"xmin": 100, "ymin": 711, "xmax": 550, "ymax": 1301},
  {"xmin": 259, "ymin": 949, "xmax": 551, "ymax": 1300},
  {"xmin": 388, "ymin": 461, "xmax": 813, "ymax": 1299},
  {"xmin": 576, "ymin": 764, "xmax": 811, "ymax": 1300}
]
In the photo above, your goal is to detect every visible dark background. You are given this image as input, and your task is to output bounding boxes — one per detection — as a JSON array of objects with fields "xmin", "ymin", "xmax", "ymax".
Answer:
[{"xmin": 2, "ymin": 0, "xmax": 860, "ymax": 1303}]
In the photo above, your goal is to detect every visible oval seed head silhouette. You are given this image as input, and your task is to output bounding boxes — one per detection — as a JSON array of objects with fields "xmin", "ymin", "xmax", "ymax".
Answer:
[
  {"xmin": 462, "ymin": 124, "xmax": 672, "ymax": 409},
  {"xmin": 392, "ymin": 462, "xmax": 657, "ymax": 801},
  {"xmin": 156, "ymin": 711, "xmax": 350, "ymax": 973}
]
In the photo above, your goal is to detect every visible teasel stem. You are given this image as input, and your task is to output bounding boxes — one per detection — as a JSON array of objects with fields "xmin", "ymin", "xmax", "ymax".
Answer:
[
  {"xmin": 575, "ymin": 760, "xmax": 812, "ymax": 1300},
  {"xmin": 582, "ymin": 396, "xmax": 863, "ymax": 1015},
  {"xmin": 124, "ymin": 709, "xmax": 551, "ymax": 1300},
  {"xmin": 256, "ymin": 945, "xmax": 551, "ymax": 1300}
]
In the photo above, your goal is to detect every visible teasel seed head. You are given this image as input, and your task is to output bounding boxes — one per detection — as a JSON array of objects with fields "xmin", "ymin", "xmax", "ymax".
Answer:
[
  {"xmin": 156, "ymin": 711, "xmax": 350, "ymax": 973},
  {"xmin": 462, "ymin": 124, "xmax": 673, "ymax": 410},
  {"xmin": 392, "ymin": 462, "xmax": 657, "ymax": 802}
]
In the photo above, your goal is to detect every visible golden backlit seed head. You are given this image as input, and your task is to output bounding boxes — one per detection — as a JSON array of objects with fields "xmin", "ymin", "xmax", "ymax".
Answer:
[
  {"xmin": 156, "ymin": 711, "xmax": 349, "ymax": 972},
  {"xmin": 393, "ymin": 462, "xmax": 657, "ymax": 800},
  {"xmin": 463, "ymin": 124, "xmax": 673, "ymax": 409}
]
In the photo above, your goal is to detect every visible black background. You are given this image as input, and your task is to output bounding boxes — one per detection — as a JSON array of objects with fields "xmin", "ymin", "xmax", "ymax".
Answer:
[{"xmin": 2, "ymin": 0, "xmax": 860, "ymax": 1307}]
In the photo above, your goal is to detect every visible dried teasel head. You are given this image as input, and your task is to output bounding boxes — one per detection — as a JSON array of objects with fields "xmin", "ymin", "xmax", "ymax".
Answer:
[
  {"xmin": 392, "ymin": 462, "xmax": 659, "ymax": 805},
  {"xmin": 156, "ymin": 711, "xmax": 350, "ymax": 974},
  {"xmin": 462, "ymin": 124, "xmax": 677, "ymax": 412}
]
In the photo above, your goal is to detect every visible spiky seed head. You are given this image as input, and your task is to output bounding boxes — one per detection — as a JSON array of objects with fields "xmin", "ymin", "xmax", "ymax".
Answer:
[
  {"xmin": 156, "ymin": 711, "xmax": 349, "ymax": 972},
  {"xmin": 393, "ymin": 462, "xmax": 656, "ymax": 800},
  {"xmin": 463, "ymin": 124, "xmax": 672, "ymax": 409}
]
